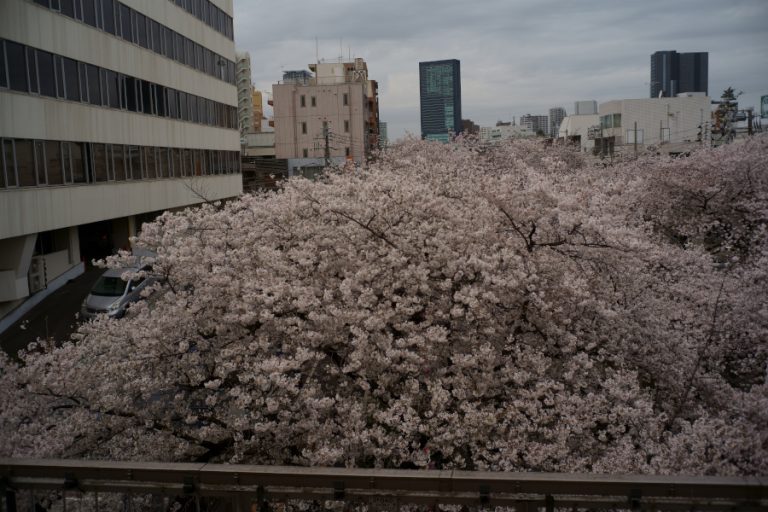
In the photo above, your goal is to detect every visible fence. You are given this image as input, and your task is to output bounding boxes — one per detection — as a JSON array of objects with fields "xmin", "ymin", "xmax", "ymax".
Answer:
[{"xmin": 1, "ymin": 458, "xmax": 766, "ymax": 511}]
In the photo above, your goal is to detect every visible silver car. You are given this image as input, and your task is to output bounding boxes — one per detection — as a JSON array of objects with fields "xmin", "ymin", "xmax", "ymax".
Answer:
[{"xmin": 80, "ymin": 267, "xmax": 154, "ymax": 320}]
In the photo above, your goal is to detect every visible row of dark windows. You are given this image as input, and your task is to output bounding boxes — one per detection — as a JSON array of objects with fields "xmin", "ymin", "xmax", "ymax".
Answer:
[
  {"xmin": 30, "ymin": 0, "xmax": 236, "ymax": 84},
  {"xmin": 1, "ymin": 137, "xmax": 240, "ymax": 190},
  {"xmin": 167, "ymin": 0, "xmax": 234, "ymax": 40},
  {"xmin": 0, "ymin": 39, "xmax": 238, "ymax": 130}
]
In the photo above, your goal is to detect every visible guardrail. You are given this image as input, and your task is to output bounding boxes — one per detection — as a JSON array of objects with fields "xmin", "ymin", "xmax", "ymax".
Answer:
[{"xmin": 1, "ymin": 458, "xmax": 766, "ymax": 511}]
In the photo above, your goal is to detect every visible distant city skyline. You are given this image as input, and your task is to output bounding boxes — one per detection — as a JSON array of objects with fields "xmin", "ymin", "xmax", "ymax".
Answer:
[{"xmin": 234, "ymin": 0, "xmax": 768, "ymax": 141}]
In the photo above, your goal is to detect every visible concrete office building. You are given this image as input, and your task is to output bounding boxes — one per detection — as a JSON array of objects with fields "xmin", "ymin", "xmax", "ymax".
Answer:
[
  {"xmin": 597, "ymin": 94, "xmax": 710, "ymax": 154},
  {"xmin": 549, "ymin": 107, "xmax": 566, "ymax": 138},
  {"xmin": 650, "ymin": 51, "xmax": 708, "ymax": 98},
  {"xmin": 0, "ymin": 0, "xmax": 241, "ymax": 323},
  {"xmin": 272, "ymin": 58, "xmax": 380, "ymax": 173},
  {"xmin": 419, "ymin": 59, "xmax": 461, "ymax": 142}
]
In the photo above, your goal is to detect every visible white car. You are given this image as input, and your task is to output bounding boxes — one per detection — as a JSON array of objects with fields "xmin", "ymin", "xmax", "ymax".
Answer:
[{"xmin": 80, "ymin": 267, "xmax": 154, "ymax": 320}]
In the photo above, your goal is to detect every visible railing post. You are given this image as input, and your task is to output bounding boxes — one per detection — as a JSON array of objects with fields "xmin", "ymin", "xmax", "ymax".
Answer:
[{"xmin": 545, "ymin": 494, "xmax": 554, "ymax": 512}]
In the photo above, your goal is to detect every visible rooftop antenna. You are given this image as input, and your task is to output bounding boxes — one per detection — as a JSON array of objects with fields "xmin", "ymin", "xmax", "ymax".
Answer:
[
  {"xmin": 315, "ymin": 36, "xmax": 319, "ymax": 65},
  {"xmin": 339, "ymin": 38, "xmax": 343, "ymax": 62}
]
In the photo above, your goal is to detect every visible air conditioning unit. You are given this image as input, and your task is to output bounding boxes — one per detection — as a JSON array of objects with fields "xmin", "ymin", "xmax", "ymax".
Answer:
[{"xmin": 28, "ymin": 255, "xmax": 47, "ymax": 293}]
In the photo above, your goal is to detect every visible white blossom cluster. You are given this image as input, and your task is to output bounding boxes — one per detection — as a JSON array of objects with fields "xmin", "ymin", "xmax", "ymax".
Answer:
[{"xmin": 1, "ymin": 136, "xmax": 766, "ymax": 475}]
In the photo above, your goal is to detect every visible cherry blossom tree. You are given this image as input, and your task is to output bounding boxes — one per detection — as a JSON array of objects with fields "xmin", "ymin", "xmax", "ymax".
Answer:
[{"xmin": 1, "ymin": 136, "xmax": 766, "ymax": 476}]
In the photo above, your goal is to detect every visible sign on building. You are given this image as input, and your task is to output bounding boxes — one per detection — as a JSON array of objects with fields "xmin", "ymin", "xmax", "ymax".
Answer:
[{"xmin": 762, "ymin": 95, "xmax": 768, "ymax": 118}]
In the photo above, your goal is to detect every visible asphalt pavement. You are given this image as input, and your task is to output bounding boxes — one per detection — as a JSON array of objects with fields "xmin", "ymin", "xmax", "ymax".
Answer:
[{"xmin": 0, "ymin": 266, "xmax": 103, "ymax": 359}]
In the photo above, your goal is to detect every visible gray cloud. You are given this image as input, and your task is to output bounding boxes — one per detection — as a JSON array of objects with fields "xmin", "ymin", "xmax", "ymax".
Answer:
[{"xmin": 234, "ymin": 0, "xmax": 768, "ymax": 140}]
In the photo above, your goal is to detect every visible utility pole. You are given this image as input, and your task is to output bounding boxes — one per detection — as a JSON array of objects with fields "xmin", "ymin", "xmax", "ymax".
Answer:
[
  {"xmin": 323, "ymin": 124, "xmax": 330, "ymax": 167},
  {"xmin": 748, "ymin": 109, "xmax": 754, "ymax": 136},
  {"xmin": 633, "ymin": 121, "xmax": 638, "ymax": 158}
]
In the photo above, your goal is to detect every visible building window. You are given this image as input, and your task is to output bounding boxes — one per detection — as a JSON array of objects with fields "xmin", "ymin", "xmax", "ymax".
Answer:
[
  {"xmin": 301, "ymin": 122, "xmax": 307, "ymax": 134},
  {"xmin": 36, "ymin": 50, "xmax": 56, "ymax": 98},
  {"xmin": 60, "ymin": 0, "xmax": 75, "ymax": 18},
  {"xmin": 86, "ymin": 63, "xmax": 101, "ymax": 105},
  {"xmin": 45, "ymin": 141, "xmax": 63, "ymax": 184},
  {"xmin": 300, "ymin": 95, "xmax": 306, "ymax": 108},
  {"xmin": 302, "ymin": 148, "xmax": 308, "ymax": 158},
  {"xmin": 15, "ymin": 140, "xmax": 36, "ymax": 187},
  {"xmin": 344, "ymin": 120, "xmax": 349, "ymax": 133},
  {"xmin": 119, "ymin": 4, "xmax": 133, "ymax": 43},
  {"xmin": 26, "ymin": 48, "xmax": 39, "ymax": 94},
  {"xmin": 34, "ymin": 140, "xmax": 47, "ymax": 185},
  {"xmin": 62, "ymin": 57, "xmax": 79, "ymax": 101},
  {"xmin": 92, "ymin": 143, "xmax": 109, "ymax": 181},
  {"xmin": 311, "ymin": 96, "xmax": 316, "ymax": 107},
  {"xmin": 82, "ymin": 0, "xmax": 98, "ymax": 27},
  {"xmin": 6, "ymin": 41, "xmax": 28, "ymax": 93},
  {"xmin": 70, "ymin": 142, "xmax": 87, "ymax": 183},
  {"xmin": 345, "ymin": 147, "xmax": 350, "ymax": 157},
  {"xmin": 343, "ymin": 93, "xmax": 348, "ymax": 106},
  {"xmin": 101, "ymin": 0, "xmax": 116, "ymax": 35},
  {"xmin": 104, "ymin": 69, "xmax": 119, "ymax": 108},
  {"xmin": 0, "ymin": 41, "xmax": 7, "ymax": 89},
  {"xmin": 2, "ymin": 139, "xmax": 18, "ymax": 188}
]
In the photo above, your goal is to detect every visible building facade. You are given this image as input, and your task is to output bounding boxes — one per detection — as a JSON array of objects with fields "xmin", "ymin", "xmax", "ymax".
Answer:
[
  {"xmin": 597, "ymin": 95, "xmax": 710, "ymax": 154},
  {"xmin": 272, "ymin": 58, "xmax": 379, "ymax": 170},
  {"xmin": 479, "ymin": 123, "xmax": 535, "ymax": 144},
  {"xmin": 419, "ymin": 59, "xmax": 461, "ymax": 142},
  {"xmin": 252, "ymin": 89, "xmax": 264, "ymax": 132},
  {"xmin": 548, "ymin": 107, "xmax": 566, "ymax": 138},
  {"xmin": 556, "ymin": 114, "xmax": 599, "ymax": 153},
  {"xmin": 519, "ymin": 114, "xmax": 549, "ymax": 136},
  {"xmin": 650, "ymin": 51, "xmax": 708, "ymax": 98},
  {"xmin": 236, "ymin": 50, "xmax": 254, "ymax": 139},
  {"xmin": 0, "ymin": 0, "xmax": 241, "ymax": 323}
]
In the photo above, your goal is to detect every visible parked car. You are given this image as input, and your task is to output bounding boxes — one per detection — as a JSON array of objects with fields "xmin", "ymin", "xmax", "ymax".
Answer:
[{"xmin": 80, "ymin": 267, "xmax": 155, "ymax": 320}]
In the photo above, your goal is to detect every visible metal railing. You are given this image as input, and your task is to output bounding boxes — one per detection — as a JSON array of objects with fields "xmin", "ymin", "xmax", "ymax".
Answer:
[{"xmin": 1, "ymin": 458, "xmax": 766, "ymax": 511}]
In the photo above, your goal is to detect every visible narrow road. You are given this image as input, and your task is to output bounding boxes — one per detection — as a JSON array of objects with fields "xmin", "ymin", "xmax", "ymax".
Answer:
[{"xmin": 0, "ymin": 267, "xmax": 103, "ymax": 358}]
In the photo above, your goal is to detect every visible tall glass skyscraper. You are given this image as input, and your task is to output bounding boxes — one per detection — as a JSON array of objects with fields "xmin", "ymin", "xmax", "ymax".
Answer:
[
  {"xmin": 650, "ymin": 51, "xmax": 708, "ymax": 98},
  {"xmin": 419, "ymin": 60, "xmax": 462, "ymax": 142}
]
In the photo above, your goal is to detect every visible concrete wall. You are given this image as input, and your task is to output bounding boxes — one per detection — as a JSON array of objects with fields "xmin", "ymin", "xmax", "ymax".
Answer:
[
  {"xmin": 0, "ymin": 175, "xmax": 242, "ymax": 240},
  {"xmin": 599, "ymin": 96, "xmax": 710, "ymax": 146},
  {"xmin": 273, "ymin": 82, "xmax": 367, "ymax": 162},
  {"xmin": 557, "ymin": 115, "xmax": 599, "ymax": 152},
  {"xmin": 1, "ymin": 0, "xmax": 236, "ymax": 106}
]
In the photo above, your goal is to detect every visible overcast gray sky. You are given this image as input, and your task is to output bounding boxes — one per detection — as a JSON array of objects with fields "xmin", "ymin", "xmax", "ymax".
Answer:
[{"xmin": 232, "ymin": 0, "xmax": 768, "ymax": 141}]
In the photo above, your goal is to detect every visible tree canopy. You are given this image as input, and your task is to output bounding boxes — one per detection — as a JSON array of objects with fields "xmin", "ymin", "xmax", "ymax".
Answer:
[{"xmin": 2, "ymin": 137, "xmax": 766, "ymax": 475}]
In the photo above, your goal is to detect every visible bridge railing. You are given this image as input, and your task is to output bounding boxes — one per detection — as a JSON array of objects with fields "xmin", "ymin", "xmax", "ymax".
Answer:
[{"xmin": 1, "ymin": 458, "xmax": 766, "ymax": 511}]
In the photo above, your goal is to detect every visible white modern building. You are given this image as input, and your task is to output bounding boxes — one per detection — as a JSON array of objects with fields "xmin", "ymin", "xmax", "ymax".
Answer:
[
  {"xmin": 479, "ymin": 123, "xmax": 535, "ymax": 144},
  {"xmin": 557, "ymin": 114, "xmax": 599, "ymax": 153},
  {"xmin": 0, "ymin": 0, "xmax": 242, "ymax": 323},
  {"xmin": 597, "ymin": 94, "xmax": 710, "ymax": 154}
]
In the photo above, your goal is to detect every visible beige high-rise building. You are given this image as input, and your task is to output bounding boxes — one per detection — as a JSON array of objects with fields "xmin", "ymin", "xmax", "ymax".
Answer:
[
  {"xmin": 272, "ymin": 58, "xmax": 379, "ymax": 168},
  {"xmin": 0, "ymin": 0, "xmax": 241, "ymax": 324},
  {"xmin": 236, "ymin": 51, "xmax": 254, "ymax": 139}
]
